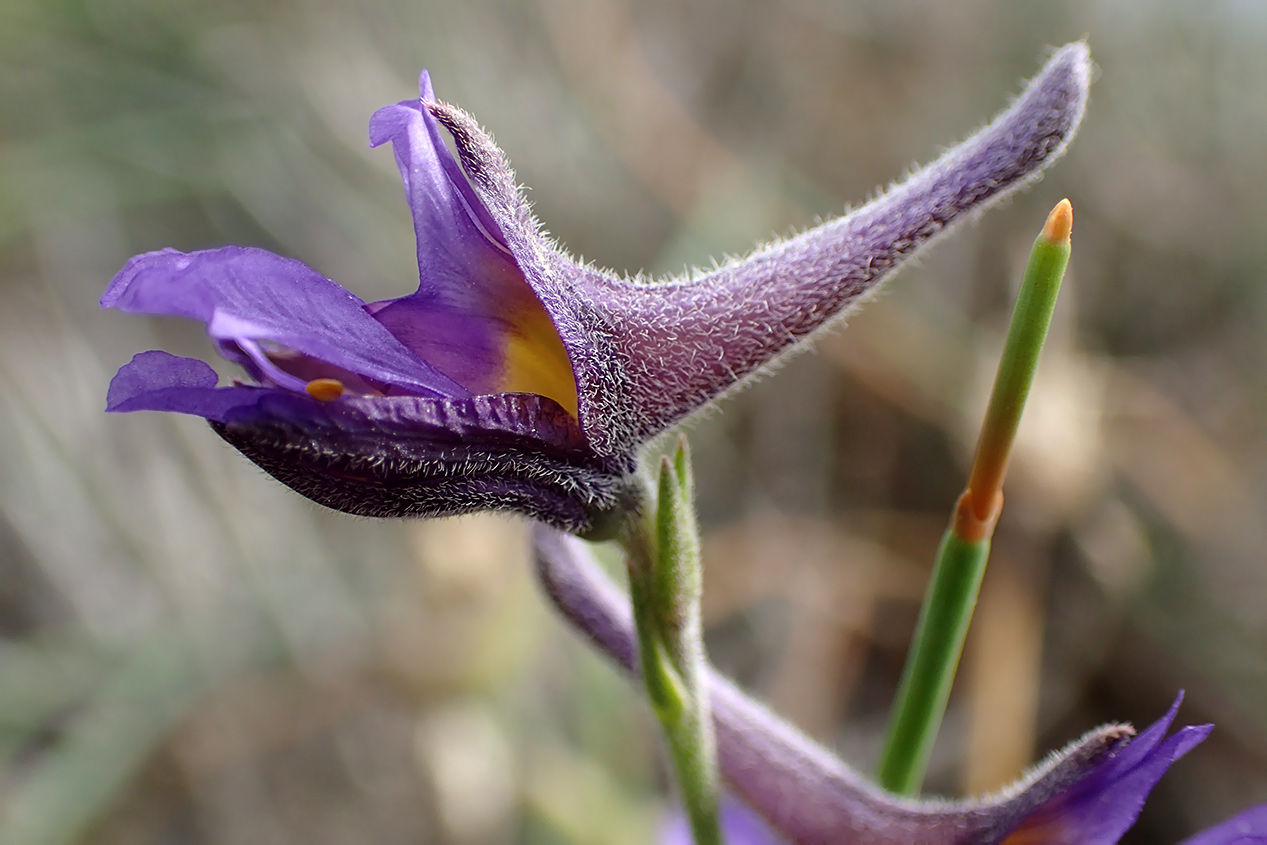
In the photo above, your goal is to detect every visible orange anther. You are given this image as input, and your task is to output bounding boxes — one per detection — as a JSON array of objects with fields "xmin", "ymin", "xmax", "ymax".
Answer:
[{"xmin": 304, "ymin": 378, "xmax": 345, "ymax": 402}]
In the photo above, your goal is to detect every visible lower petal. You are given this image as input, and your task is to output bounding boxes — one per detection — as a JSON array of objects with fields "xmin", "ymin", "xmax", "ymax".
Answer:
[
  {"xmin": 103, "ymin": 247, "xmax": 467, "ymax": 398},
  {"xmin": 106, "ymin": 350, "xmax": 271, "ymax": 422}
]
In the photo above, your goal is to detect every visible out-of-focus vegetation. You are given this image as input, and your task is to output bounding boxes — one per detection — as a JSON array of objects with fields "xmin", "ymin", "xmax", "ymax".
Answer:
[{"xmin": 2, "ymin": 0, "xmax": 1265, "ymax": 842}]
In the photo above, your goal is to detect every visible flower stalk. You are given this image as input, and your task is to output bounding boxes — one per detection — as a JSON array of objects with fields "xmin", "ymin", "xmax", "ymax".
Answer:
[
  {"xmin": 619, "ymin": 438, "xmax": 720, "ymax": 845},
  {"xmin": 875, "ymin": 200, "xmax": 1073, "ymax": 795}
]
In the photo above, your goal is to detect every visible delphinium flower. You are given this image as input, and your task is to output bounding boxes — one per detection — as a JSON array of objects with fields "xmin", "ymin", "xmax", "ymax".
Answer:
[
  {"xmin": 104, "ymin": 44, "xmax": 1091, "ymax": 535},
  {"xmin": 536, "ymin": 527, "xmax": 1267, "ymax": 844}
]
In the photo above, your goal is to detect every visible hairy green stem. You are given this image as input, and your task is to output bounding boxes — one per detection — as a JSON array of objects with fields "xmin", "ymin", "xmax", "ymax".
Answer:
[{"xmin": 620, "ymin": 439, "xmax": 721, "ymax": 844}]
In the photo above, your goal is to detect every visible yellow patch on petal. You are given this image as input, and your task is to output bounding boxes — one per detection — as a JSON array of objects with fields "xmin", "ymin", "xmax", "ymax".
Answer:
[{"xmin": 500, "ymin": 301, "xmax": 578, "ymax": 418}]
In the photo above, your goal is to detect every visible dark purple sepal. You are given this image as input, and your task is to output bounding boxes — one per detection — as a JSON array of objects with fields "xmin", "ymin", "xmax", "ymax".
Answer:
[
  {"xmin": 431, "ymin": 44, "xmax": 1093, "ymax": 459},
  {"xmin": 210, "ymin": 391, "xmax": 635, "ymax": 534}
]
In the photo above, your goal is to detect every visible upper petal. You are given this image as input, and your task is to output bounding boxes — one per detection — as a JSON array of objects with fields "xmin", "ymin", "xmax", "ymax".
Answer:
[
  {"xmin": 367, "ymin": 74, "xmax": 578, "ymax": 411},
  {"xmin": 368, "ymin": 71, "xmax": 511, "ymax": 266},
  {"xmin": 102, "ymin": 246, "xmax": 468, "ymax": 398}
]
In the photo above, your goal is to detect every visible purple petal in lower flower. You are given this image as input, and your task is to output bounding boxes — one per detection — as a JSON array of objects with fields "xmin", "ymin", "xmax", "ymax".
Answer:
[
  {"xmin": 1181, "ymin": 805, "xmax": 1267, "ymax": 844},
  {"xmin": 999, "ymin": 694, "xmax": 1210, "ymax": 843}
]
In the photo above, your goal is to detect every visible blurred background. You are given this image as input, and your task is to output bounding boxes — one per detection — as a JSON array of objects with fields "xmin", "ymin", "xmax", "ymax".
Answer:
[{"xmin": 2, "ymin": 0, "xmax": 1265, "ymax": 842}]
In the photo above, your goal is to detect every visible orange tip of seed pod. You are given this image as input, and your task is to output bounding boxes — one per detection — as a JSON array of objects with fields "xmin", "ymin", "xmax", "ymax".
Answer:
[
  {"xmin": 305, "ymin": 378, "xmax": 345, "ymax": 402},
  {"xmin": 1042, "ymin": 198, "xmax": 1073, "ymax": 246}
]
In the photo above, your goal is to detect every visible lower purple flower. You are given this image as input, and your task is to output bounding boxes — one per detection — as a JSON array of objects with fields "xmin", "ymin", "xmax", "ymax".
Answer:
[
  {"xmin": 1000, "ymin": 693, "xmax": 1209, "ymax": 844},
  {"xmin": 1181, "ymin": 806, "xmax": 1267, "ymax": 845},
  {"xmin": 534, "ymin": 527, "xmax": 1267, "ymax": 844}
]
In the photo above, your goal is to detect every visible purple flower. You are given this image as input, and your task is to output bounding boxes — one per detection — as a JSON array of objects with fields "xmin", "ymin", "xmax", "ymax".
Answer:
[
  {"xmin": 1000, "ymin": 692, "xmax": 1210, "ymax": 843},
  {"xmin": 661, "ymin": 798, "xmax": 783, "ymax": 845},
  {"xmin": 535, "ymin": 527, "xmax": 1267, "ymax": 844},
  {"xmin": 104, "ymin": 46, "xmax": 1090, "ymax": 533},
  {"xmin": 1181, "ymin": 806, "xmax": 1267, "ymax": 845}
]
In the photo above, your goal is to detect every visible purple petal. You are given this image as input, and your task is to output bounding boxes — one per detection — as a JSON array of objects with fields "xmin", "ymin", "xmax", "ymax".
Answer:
[
  {"xmin": 105, "ymin": 350, "xmax": 273, "ymax": 422},
  {"xmin": 367, "ymin": 295, "xmax": 505, "ymax": 395},
  {"xmin": 1181, "ymin": 805, "xmax": 1267, "ymax": 845},
  {"xmin": 102, "ymin": 246, "xmax": 466, "ymax": 398},
  {"xmin": 1002, "ymin": 696, "xmax": 1213, "ymax": 844},
  {"xmin": 367, "ymin": 74, "xmax": 574, "ymax": 401},
  {"xmin": 1083, "ymin": 691, "xmax": 1186, "ymax": 784},
  {"xmin": 368, "ymin": 71, "xmax": 510, "ymax": 260}
]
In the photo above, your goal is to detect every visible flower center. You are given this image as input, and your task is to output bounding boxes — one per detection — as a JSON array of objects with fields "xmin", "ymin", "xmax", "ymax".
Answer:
[
  {"xmin": 500, "ymin": 300, "xmax": 579, "ymax": 418},
  {"xmin": 305, "ymin": 378, "xmax": 345, "ymax": 402}
]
